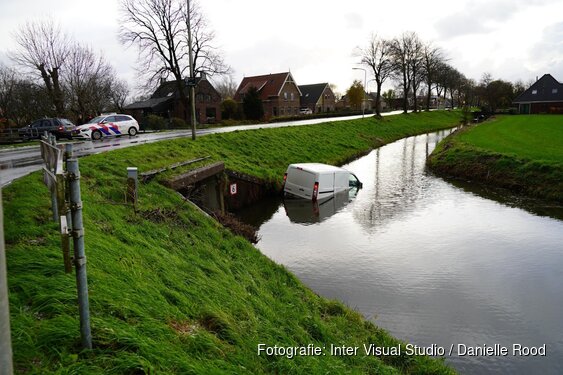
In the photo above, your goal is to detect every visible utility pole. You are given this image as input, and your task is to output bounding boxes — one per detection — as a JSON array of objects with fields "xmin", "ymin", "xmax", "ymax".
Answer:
[
  {"xmin": 0, "ymin": 189, "xmax": 14, "ymax": 375},
  {"xmin": 187, "ymin": 0, "xmax": 197, "ymax": 140}
]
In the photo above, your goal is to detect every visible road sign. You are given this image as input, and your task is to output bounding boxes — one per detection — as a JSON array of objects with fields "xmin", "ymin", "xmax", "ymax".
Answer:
[
  {"xmin": 40, "ymin": 140, "xmax": 63, "ymax": 174},
  {"xmin": 230, "ymin": 183, "xmax": 237, "ymax": 196}
]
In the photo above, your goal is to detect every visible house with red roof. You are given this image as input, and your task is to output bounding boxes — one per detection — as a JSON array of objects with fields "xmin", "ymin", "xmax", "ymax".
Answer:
[{"xmin": 234, "ymin": 72, "xmax": 302, "ymax": 119}]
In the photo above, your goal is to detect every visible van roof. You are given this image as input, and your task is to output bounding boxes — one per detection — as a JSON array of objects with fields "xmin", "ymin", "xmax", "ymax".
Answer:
[{"xmin": 288, "ymin": 163, "xmax": 347, "ymax": 173}]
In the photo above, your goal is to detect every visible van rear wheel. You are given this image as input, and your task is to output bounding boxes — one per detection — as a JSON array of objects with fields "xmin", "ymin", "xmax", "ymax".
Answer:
[{"xmin": 128, "ymin": 127, "xmax": 138, "ymax": 136}]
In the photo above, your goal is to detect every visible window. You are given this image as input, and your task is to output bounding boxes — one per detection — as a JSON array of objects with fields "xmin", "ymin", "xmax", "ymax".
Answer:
[
  {"xmin": 284, "ymin": 92, "xmax": 288, "ymax": 100},
  {"xmin": 553, "ymin": 88, "xmax": 558, "ymax": 94},
  {"xmin": 290, "ymin": 92, "xmax": 294, "ymax": 101},
  {"xmin": 532, "ymin": 90, "xmax": 537, "ymax": 95}
]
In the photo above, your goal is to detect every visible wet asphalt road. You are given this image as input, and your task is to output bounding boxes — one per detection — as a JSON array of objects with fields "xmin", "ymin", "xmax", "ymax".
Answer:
[{"xmin": 0, "ymin": 112, "xmax": 404, "ymax": 186}]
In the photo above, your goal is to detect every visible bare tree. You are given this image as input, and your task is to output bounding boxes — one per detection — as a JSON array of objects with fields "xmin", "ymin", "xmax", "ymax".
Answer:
[
  {"xmin": 390, "ymin": 32, "xmax": 418, "ymax": 113},
  {"xmin": 65, "ymin": 44, "xmax": 115, "ymax": 120},
  {"xmin": 356, "ymin": 34, "xmax": 393, "ymax": 117},
  {"xmin": 0, "ymin": 64, "xmax": 17, "ymax": 121},
  {"xmin": 109, "ymin": 79, "xmax": 130, "ymax": 113},
  {"xmin": 421, "ymin": 44, "xmax": 445, "ymax": 111},
  {"xmin": 10, "ymin": 19, "xmax": 70, "ymax": 115},
  {"xmin": 0, "ymin": 64, "xmax": 53, "ymax": 125},
  {"xmin": 188, "ymin": 1, "xmax": 230, "ymax": 77},
  {"xmin": 119, "ymin": 0, "xmax": 230, "ymax": 139},
  {"xmin": 214, "ymin": 75, "xmax": 238, "ymax": 99},
  {"xmin": 408, "ymin": 34, "xmax": 424, "ymax": 113}
]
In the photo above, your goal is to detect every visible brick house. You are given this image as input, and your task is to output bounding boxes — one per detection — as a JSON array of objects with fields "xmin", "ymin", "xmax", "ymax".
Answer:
[
  {"xmin": 298, "ymin": 83, "xmax": 336, "ymax": 113},
  {"xmin": 513, "ymin": 74, "xmax": 563, "ymax": 114},
  {"xmin": 234, "ymin": 72, "xmax": 302, "ymax": 119},
  {"xmin": 125, "ymin": 73, "xmax": 222, "ymax": 124}
]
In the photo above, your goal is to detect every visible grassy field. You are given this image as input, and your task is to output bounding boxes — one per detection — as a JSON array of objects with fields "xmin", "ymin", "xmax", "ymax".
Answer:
[
  {"xmin": 428, "ymin": 115, "xmax": 563, "ymax": 202},
  {"xmin": 4, "ymin": 111, "xmax": 460, "ymax": 374}
]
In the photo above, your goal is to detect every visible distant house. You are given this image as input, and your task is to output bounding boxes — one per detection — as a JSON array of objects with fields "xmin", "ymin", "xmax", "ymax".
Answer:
[
  {"xmin": 234, "ymin": 72, "xmax": 302, "ymax": 118},
  {"xmin": 125, "ymin": 73, "xmax": 222, "ymax": 124},
  {"xmin": 298, "ymin": 83, "xmax": 336, "ymax": 113},
  {"xmin": 513, "ymin": 74, "xmax": 563, "ymax": 114}
]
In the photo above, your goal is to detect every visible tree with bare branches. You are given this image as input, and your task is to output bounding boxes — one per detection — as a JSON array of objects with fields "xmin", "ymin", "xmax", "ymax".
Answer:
[
  {"xmin": 119, "ymin": 0, "xmax": 230, "ymax": 139},
  {"xmin": 10, "ymin": 19, "xmax": 70, "ymax": 115},
  {"xmin": 356, "ymin": 34, "xmax": 393, "ymax": 117},
  {"xmin": 65, "ymin": 44, "xmax": 115, "ymax": 120},
  {"xmin": 390, "ymin": 32, "xmax": 416, "ymax": 113},
  {"xmin": 421, "ymin": 44, "xmax": 446, "ymax": 111}
]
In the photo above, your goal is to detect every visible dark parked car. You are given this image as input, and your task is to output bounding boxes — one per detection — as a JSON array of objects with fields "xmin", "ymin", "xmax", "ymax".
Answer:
[{"xmin": 18, "ymin": 118, "xmax": 77, "ymax": 140}]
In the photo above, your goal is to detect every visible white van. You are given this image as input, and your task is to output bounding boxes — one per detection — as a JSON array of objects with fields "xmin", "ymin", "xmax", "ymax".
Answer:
[{"xmin": 283, "ymin": 163, "xmax": 362, "ymax": 201}]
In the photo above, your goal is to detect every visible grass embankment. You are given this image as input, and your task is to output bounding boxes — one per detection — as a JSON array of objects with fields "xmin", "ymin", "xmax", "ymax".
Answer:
[
  {"xmin": 428, "ymin": 115, "xmax": 563, "ymax": 202},
  {"xmin": 5, "ymin": 111, "xmax": 459, "ymax": 374}
]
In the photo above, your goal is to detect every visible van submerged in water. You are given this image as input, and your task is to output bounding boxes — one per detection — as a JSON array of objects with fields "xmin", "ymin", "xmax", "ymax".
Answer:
[{"xmin": 282, "ymin": 163, "xmax": 362, "ymax": 201}]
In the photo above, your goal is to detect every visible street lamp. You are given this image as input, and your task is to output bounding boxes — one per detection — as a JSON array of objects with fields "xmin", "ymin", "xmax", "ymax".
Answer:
[{"xmin": 352, "ymin": 67, "xmax": 367, "ymax": 118}]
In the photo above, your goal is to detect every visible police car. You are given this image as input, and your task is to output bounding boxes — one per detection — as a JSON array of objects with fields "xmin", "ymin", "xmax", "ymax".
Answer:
[{"xmin": 75, "ymin": 114, "xmax": 139, "ymax": 141}]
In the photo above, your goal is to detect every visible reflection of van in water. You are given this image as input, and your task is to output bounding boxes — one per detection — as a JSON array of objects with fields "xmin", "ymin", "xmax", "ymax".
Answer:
[
  {"xmin": 283, "ymin": 189, "xmax": 358, "ymax": 224},
  {"xmin": 283, "ymin": 163, "xmax": 362, "ymax": 201}
]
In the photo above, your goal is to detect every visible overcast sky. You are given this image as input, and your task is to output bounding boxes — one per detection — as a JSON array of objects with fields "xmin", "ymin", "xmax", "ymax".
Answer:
[{"xmin": 1, "ymin": 0, "xmax": 562, "ymax": 97}]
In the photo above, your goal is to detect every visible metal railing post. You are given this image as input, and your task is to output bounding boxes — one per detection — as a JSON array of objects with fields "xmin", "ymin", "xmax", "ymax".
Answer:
[
  {"xmin": 49, "ymin": 135, "xmax": 59, "ymax": 221},
  {"xmin": 0, "ymin": 189, "xmax": 14, "ymax": 374},
  {"xmin": 67, "ymin": 158, "xmax": 92, "ymax": 349},
  {"xmin": 126, "ymin": 167, "xmax": 138, "ymax": 207}
]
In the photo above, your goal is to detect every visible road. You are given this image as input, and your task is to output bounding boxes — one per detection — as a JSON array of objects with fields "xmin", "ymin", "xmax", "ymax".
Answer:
[{"xmin": 0, "ymin": 112, "xmax": 404, "ymax": 186}]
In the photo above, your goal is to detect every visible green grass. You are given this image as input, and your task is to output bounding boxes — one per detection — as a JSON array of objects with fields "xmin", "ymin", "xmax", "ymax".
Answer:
[
  {"xmin": 456, "ymin": 115, "xmax": 563, "ymax": 162},
  {"xmin": 428, "ymin": 115, "xmax": 563, "ymax": 202},
  {"xmin": 4, "ymin": 111, "xmax": 460, "ymax": 374}
]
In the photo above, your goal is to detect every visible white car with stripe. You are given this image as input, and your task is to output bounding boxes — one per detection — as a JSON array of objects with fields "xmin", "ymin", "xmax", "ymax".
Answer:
[{"xmin": 75, "ymin": 114, "xmax": 139, "ymax": 140}]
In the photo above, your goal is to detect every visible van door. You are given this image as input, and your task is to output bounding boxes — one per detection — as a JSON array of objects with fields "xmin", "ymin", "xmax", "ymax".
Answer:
[{"xmin": 285, "ymin": 167, "xmax": 316, "ymax": 199}]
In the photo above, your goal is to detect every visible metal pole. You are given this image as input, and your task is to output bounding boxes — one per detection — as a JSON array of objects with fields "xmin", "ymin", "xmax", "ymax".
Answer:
[
  {"xmin": 67, "ymin": 158, "xmax": 92, "ymax": 349},
  {"xmin": 49, "ymin": 135, "xmax": 59, "ymax": 221},
  {"xmin": 187, "ymin": 0, "xmax": 197, "ymax": 140},
  {"xmin": 352, "ymin": 67, "xmax": 367, "ymax": 118},
  {"xmin": 126, "ymin": 167, "xmax": 138, "ymax": 207},
  {"xmin": 62, "ymin": 144, "xmax": 74, "ymax": 273},
  {"xmin": 0, "ymin": 189, "xmax": 14, "ymax": 374}
]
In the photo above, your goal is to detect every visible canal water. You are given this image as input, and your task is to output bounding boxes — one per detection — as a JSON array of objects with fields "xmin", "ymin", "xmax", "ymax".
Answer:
[{"xmin": 238, "ymin": 129, "xmax": 563, "ymax": 374}]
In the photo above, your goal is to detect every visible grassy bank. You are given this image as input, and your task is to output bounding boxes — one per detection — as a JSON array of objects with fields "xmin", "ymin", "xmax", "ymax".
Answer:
[
  {"xmin": 4, "ymin": 112, "xmax": 460, "ymax": 374},
  {"xmin": 427, "ymin": 115, "xmax": 563, "ymax": 203}
]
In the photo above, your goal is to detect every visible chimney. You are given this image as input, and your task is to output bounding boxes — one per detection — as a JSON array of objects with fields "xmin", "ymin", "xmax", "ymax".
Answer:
[
  {"xmin": 160, "ymin": 77, "xmax": 166, "ymax": 86},
  {"xmin": 199, "ymin": 71, "xmax": 207, "ymax": 80}
]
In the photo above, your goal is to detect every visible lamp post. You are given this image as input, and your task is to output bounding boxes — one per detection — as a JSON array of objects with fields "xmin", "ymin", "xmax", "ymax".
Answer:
[{"xmin": 352, "ymin": 67, "xmax": 367, "ymax": 118}]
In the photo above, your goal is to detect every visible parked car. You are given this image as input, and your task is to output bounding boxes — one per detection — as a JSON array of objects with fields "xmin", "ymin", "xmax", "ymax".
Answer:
[
  {"xmin": 18, "ymin": 118, "xmax": 77, "ymax": 140},
  {"xmin": 74, "ymin": 114, "xmax": 139, "ymax": 141},
  {"xmin": 282, "ymin": 163, "xmax": 362, "ymax": 201},
  {"xmin": 299, "ymin": 107, "xmax": 313, "ymax": 115}
]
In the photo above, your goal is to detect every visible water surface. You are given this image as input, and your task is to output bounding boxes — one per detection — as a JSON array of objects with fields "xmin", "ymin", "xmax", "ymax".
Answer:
[{"xmin": 243, "ymin": 130, "xmax": 563, "ymax": 374}]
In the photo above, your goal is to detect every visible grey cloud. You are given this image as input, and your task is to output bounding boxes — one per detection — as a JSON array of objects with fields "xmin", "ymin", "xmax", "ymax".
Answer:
[{"xmin": 435, "ymin": 0, "xmax": 553, "ymax": 39}]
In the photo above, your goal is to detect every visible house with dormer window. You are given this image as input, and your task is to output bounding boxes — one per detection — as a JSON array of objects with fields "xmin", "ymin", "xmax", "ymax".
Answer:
[
  {"xmin": 299, "ymin": 83, "xmax": 336, "ymax": 113},
  {"xmin": 234, "ymin": 72, "xmax": 302, "ymax": 119},
  {"xmin": 513, "ymin": 74, "xmax": 563, "ymax": 114}
]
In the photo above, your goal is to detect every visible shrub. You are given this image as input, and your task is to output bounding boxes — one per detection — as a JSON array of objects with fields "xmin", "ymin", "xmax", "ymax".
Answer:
[
  {"xmin": 144, "ymin": 114, "xmax": 167, "ymax": 130},
  {"xmin": 170, "ymin": 117, "xmax": 188, "ymax": 129}
]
